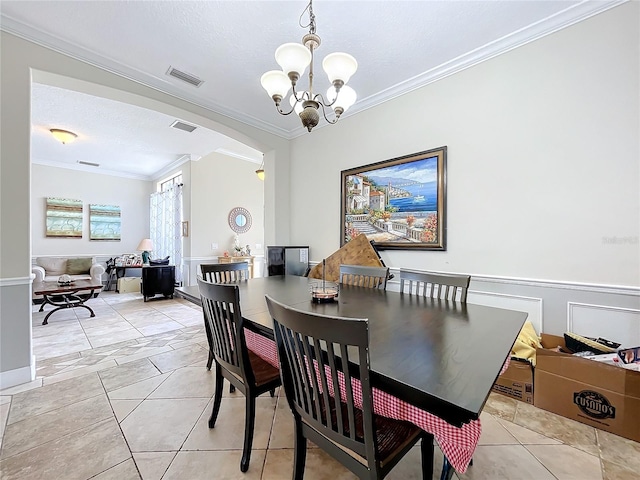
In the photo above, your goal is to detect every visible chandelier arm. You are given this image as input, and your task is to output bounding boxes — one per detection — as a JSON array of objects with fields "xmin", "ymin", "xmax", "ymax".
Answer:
[
  {"xmin": 313, "ymin": 92, "xmax": 338, "ymax": 109},
  {"xmin": 316, "ymin": 101, "xmax": 339, "ymax": 125},
  {"xmin": 275, "ymin": 103, "xmax": 298, "ymax": 116}
]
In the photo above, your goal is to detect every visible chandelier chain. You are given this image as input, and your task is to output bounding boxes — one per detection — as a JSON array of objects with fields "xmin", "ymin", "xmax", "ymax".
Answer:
[{"xmin": 300, "ymin": 1, "xmax": 316, "ymax": 34}]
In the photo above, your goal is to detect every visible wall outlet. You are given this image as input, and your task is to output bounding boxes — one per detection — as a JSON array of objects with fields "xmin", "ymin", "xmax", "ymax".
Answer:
[
  {"xmin": 255, "ymin": 243, "xmax": 262, "ymax": 250},
  {"xmin": 211, "ymin": 243, "xmax": 218, "ymax": 250}
]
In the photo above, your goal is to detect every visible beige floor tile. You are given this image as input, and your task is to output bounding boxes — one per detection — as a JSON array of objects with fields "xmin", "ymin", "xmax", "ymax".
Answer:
[
  {"xmin": 481, "ymin": 393, "xmax": 518, "ymax": 421},
  {"xmin": 137, "ymin": 320, "xmax": 185, "ymax": 337},
  {"xmin": 92, "ymin": 458, "xmax": 141, "ymax": 479},
  {"xmin": 79, "ymin": 314, "xmax": 128, "ymax": 327},
  {"xmin": 148, "ymin": 366, "xmax": 216, "ymax": 399},
  {"xmin": 133, "ymin": 451, "xmax": 177, "ymax": 480},
  {"xmin": 0, "ymin": 418, "xmax": 130, "ymax": 480},
  {"xmin": 111, "ymin": 399, "xmax": 143, "ymax": 422},
  {"xmin": 83, "ymin": 320, "xmax": 138, "ymax": 337},
  {"xmin": 268, "ymin": 394, "xmax": 296, "ymax": 449},
  {"xmin": 31, "ymin": 320, "xmax": 85, "ymax": 338},
  {"xmin": 601, "ymin": 459, "xmax": 638, "ymax": 480},
  {"xmin": 163, "ymin": 450, "xmax": 265, "ymax": 479},
  {"xmin": 88, "ymin": 328, "xmax": 144, "ymax": 348},
  {"xmin": 0, "ymin": 378, "xmax": 43, "ymax": 396},
  {"xmin": 526, "ymin": 444, "xmax": 602, "ymax": 480},
  {"xmin": 42, "ymin": 359, "xmax": 118, "ymax": 385},
  {"xmin": 263, "ymin": 448, "xmax": 358, "ymax": 480},
  {"xmin": 7, "ymin": 372, "xmax": 104, "ymax": 424},
  {"xmin": 182, "ymin": 395, "xmax": 277, "ymax": 451},
  {"xmin": 114, "ymin": 345, "xmax": 174, "ymax": 365},
  {"xmin": 99, "ymin": 358, "xmax": 162, "ymax": 392},
  {"xmin": 1, "ymin": 393, "xmax": 113, "ymax": 459},
  {"xmin": 0, "ymin": 396, "xmax": 11, "ymax": 406},
  {"xmin": 121, "ymin": 397, "xmax": 210, "ymax": 451},
  {"xmin": 456, "ymin": 445, "xmax": 555, "ymax": 479},
  {"xmin": 497, "ymin": 418, "xmax": 561, "ymax": 445},
  {"xmin": 514, "ymin": 401, "xmax": 598, "ymax": 451},
  {"xmin": 477, "ymin": 412, "xmax": 518, "ymax": 445},
  {"xmin": 0, "ymin": 401, "xmax": 10, "ymax": 448},
  {"xmin": 148, "ymin": 344, "xmax": 208, "ymax": 373},
  {"xmin": 597, "ymin": 430, "xmax": 640, "ymax": 471},
  {"xmin": 32, "ymin": 335, "xmax": 93, "ymax": 359},
  {"xmin": 107, "ymin": 373, "xmax": 171, "ymax": 400}
]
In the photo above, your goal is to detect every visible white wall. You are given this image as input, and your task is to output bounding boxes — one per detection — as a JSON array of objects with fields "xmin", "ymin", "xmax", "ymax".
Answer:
[
  {"xmin": 31, "ymin": 164, "xmax": 152, "ymax": 256},
  {"xmin": 289, "ymin": 2, "xmax": 639, "ymax": 288},
  {"xmin": 190, "ymin": 152, "xmax": 265, "ymax": 258}
]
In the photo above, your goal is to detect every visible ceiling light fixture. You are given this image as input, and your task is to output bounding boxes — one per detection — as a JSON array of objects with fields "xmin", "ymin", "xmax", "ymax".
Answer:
[
  {"xmin": 50, "ymin": 129, "xmax": 78, "ymax": 144},
  {"xmin": 260, "ymin": 0, "xmax": 357, "ymax": 133},
  {"xmin": 256, "ymin": 155, "xmax": 265, "ymax": 181}
]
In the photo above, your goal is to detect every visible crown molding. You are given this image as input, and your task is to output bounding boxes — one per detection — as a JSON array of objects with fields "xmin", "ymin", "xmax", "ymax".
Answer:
[{"xmin": 1, "ymin": 0, "xmax": 627, "ymax": 141}]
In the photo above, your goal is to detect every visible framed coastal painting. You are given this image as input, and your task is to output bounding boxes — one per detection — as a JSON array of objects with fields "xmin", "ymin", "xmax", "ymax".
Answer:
[
  {"xmin": 89, "ymin": 204, "xmax": 121, "ymax": 241},
  {"xmin": 340, "ymin": 146, "xmax": 447, "ymax": 250},
  {"xmin": 45, "ymin": 197, "xmax": 83, "ymax": 238}
]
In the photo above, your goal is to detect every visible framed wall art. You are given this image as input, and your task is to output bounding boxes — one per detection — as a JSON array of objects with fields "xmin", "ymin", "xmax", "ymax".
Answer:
[
  {"xmin": 46, "ymin": 197, "xmax": 83, "ymax": 238},
  {"xmin": 340, "ymin": 146, "xmax": 447, "ymax": 250},
  {"xmin": 89, "ymin": 204, "xmax": 121, "ymax": 241}
]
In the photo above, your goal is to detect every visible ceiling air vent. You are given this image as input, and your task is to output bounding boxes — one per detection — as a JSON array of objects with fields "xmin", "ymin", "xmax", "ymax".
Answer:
[
  {"xmin": 77, "ymin": 160, "xmax": 100, "ymax": 167},
  {"xmin": 166, "ymin": 66, "xmax": 204, "ymax": 88},
  {"xmin": 170, "ymin": 120, "xmax": 197, "ymax": 133}
]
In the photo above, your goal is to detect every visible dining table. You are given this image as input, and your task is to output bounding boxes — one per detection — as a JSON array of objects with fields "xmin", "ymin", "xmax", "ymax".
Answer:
[{"xmin": 177, "ymin": 275, "xmax": 527, "ymax": 473}]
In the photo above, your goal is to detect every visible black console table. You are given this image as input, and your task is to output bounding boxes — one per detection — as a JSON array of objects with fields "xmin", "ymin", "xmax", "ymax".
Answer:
[{"xmin": 141, "ymin": 265, "xmax": 175, "ymax": 301}]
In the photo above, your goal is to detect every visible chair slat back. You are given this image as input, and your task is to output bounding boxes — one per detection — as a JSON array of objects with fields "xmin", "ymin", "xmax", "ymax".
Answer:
[
  {"xmin": 265, "ymin": 295, "xmax": 376, "ymax": 461},
  {"xmin": 339, "ymin": 264, "xmax": 389, "ymax": 290},
  {"xmin": 399, "ymin": 269, "xmax": 470, "ymax": 302},
  {"xmin": 197, "ymin": 278, "xmax": 253, "ymax": 383},
  {"xmin": 200, "ymin": 262, "xmax": 249, "ymax": 283}
]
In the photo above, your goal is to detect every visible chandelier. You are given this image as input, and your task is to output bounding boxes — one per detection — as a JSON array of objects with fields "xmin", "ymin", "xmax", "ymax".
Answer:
[{"xmin": 260, "ymin": 0, "xmax": 357, "ymax": 132}]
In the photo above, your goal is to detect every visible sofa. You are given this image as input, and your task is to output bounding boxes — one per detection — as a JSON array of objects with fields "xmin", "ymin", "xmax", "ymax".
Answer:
[{"xmin": 32, "ymin": 256, "xmax": 105, "ymax": 300}]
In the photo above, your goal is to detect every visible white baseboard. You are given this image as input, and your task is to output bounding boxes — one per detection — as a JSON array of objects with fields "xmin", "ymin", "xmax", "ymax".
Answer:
[{"xmin": 0, "ymin": 359, "xmax": 35, "ymax": 390}]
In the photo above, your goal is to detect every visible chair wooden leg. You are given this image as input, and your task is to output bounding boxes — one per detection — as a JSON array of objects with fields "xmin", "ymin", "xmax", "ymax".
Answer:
[
  {"xmin": 206, "ymin": 350, "xmax": 213, "ymax": 370},
  {"xmin": 421, "ymin": 434, "xmax": 434, "ymax": 480},
  {"xmin": 240, "ymin": 394, "xmax": 256, "ymax": 472},
  {"xmin": 269, "ymin": 388, "xmax": 275, "ymax": 397},
  {"xmin": 293, "ymin": 419, "xmax": 307, "ymax": 480},
  {"xmin": 208, "ymin": 363, "xmax": 224, "ymax": 428},
  {"xmin": 440, "ymin": 456, "xmax": 455, "ymax": 480}
]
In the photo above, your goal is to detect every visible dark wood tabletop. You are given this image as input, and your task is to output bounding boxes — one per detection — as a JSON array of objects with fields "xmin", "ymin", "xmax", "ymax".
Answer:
[
  {"xmin": 33, "ymin": 280, "xmax": 103, "ymax": 295},
  {"xmin": 177, "ymin": 275, "xmax": 527, "ymax": 427}
]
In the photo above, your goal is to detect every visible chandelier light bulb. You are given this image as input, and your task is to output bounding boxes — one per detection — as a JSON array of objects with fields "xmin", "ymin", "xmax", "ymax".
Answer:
[
  {"xmin": 260, "ymin": 70, "xmax": 291, "ymax": 101},
  {"xmin": 275, "ymin": 43, "xmax": 312, "ymax": 80},
  {"xmin": 289, "ymin": 91, "xmax": 309, "ymax": 115},
  {"xmin": 327, "ymin": 85, "xmax": 357, "ymax": 114},
  {"xmin": 322, "ymin": 52, "xmax": 358, "ymax": 85}
]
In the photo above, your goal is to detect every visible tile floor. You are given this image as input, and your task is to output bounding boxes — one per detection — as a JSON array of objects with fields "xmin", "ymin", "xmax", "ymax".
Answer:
[{"xmin": 1, "ymin": 291, "xmax": 638, "ymax": 479}]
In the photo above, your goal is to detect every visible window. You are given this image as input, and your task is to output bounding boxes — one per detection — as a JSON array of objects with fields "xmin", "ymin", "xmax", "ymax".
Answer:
[{"xmin": 158, "ymin": 173, "xmax": 182, "ymax": 192}]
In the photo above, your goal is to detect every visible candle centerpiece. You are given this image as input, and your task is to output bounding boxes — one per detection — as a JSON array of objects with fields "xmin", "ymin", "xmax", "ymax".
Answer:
[{"xmin": 310, "ymin": 259, "xmax": 339, "ymax": 303}]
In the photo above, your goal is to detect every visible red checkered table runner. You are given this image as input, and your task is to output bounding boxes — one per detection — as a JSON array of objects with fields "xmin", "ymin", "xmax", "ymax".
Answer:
[{"xmin": 244, "ymin": 329, "xmax": 510, "ymax": 473}]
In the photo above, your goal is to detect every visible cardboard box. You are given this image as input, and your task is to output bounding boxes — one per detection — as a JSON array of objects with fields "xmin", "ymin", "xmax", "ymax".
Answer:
[
  {"xmin": 492, "ymin": 357, "xmax": 534, "ymax": 403},
  {"xmin": 534, "ymin": 333, "xmax": 640, "ymax": 442},
  {"xmin": 117, "ymin": 277, "xmax": 141, "ymax": 293}
]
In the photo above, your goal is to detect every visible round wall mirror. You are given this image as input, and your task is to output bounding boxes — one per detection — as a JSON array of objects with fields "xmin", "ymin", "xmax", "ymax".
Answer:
[{"xmin": 228, "ymin": 207, "xmax": 252, "ymax": 234}]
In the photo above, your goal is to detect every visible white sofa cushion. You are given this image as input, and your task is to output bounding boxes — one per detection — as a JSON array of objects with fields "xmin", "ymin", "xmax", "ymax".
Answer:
[{"xmin": 36, "ymin": 257, "xmax": 67, "ymax": 276}]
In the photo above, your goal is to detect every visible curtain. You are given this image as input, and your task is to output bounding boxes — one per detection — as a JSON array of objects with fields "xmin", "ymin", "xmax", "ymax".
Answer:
[{"xmin": 150, "ymin": 184, "xmax": 183, "ymax": 284}]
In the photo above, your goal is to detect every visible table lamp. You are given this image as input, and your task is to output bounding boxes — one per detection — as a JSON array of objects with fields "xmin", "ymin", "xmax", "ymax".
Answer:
[{"xmin": 137, "ymin": 238, "xmax": 153, "ymax": 265}]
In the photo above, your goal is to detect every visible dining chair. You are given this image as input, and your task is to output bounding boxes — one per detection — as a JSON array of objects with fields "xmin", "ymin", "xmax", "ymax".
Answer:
[
  {"xmin": 265, "ymin": 295, "xmax": 434, "ymax": 480},
  {"xmin": 339, "ymin": 264, "xmax": 389, "ymax": 290},
  {"xmin": 200, "ymin": 262, "xmax": 250, "ymax": 371},
  {"xmin": 200, "ymin": 261, "xmax": 250, "ymax": 283},
  {"xmin": 400, "ymin": 268, "xmax": 471, "ymax": 479},
  {"xmin": 399, "ymin": 269, "xmax": 470, "ymax": 302},
  {"xmin": 197, "ymin": 278, "xmax": 281, "ymax": 473}
]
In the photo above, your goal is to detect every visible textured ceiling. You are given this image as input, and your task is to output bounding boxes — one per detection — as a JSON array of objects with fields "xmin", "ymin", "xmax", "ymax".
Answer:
[{"xmin": 0, "ymin": 0, "xmax": 623, "ymax": 179}]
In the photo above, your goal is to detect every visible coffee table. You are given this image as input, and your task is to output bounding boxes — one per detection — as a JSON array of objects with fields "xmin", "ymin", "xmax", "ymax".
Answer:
[{"xmin": 33, "ymin": 280, "xmax": 103, "ymax": 325}]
